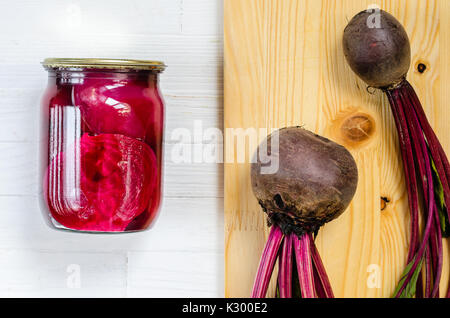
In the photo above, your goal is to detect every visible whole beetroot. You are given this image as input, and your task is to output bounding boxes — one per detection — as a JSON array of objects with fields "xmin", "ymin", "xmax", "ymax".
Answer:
[
  {"xmin": 343, "ymin": 9, "xmax": 449, "ymax": 298},
  {"xmin": 250, "ymin": 127, "xmax": 358, "ymax": 298},
  {"xmin": 343, "ymin": 9, "xmax": 411, "ymax": 89},
  {"xmin": 252, "ymin": 127, "xmax": 357, "ymax": 234}
]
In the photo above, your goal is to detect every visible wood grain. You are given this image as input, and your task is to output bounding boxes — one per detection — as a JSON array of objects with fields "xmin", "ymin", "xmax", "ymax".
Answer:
[{"xmin": 224, "ymin": 0, "xmax": 449, "ymax": 297}]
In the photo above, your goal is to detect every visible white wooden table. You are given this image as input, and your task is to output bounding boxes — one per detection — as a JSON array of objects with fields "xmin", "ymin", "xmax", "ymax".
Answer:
[{"xmin": 0, "ymin": 0, "xmax": 223, "ymax": 297}]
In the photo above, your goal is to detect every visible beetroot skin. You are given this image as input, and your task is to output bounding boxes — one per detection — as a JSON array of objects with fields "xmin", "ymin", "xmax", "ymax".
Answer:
[
  {"xmin": 251, "ymin": 127, "xmax": 358, "ymax": 234},
  {"xmin": 343, "ymin": 10, "xmax": 411, "ymax": 89},
  {"xmin": 45, "ymin": 133, "xmax": 158, "ymax": 232}
]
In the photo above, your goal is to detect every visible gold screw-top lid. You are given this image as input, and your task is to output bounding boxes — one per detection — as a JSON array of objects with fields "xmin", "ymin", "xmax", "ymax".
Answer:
[{"xmin": 42, "ymin": 58, "xmax": 166, "ymax": 72}]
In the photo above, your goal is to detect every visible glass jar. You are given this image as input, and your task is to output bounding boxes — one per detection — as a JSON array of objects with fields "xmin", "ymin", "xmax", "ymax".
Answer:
[{"xmin": 39, "ymin": 58, "xmax": 166, "ymax": 233}]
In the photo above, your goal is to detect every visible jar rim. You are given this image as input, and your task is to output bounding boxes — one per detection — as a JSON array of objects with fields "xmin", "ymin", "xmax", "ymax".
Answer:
[{"xmin": 42, "ymin": 58, "xmax": 166, "ymax": 72}]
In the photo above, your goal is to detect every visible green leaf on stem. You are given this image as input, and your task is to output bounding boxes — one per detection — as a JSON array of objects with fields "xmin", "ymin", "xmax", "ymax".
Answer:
[
  {"xmin": 430, "ymin": 155, "xmax": 450, "ymax": 237},
  {"xmin": 392, "ymin": 256, "xmax": 424, "ymax": 298}
]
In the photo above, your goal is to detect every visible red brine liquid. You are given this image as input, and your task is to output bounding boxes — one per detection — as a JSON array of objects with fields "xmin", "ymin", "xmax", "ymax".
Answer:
[{"xmin": 40, "ymin": 64, "xmax": 164, "ymax": 232}]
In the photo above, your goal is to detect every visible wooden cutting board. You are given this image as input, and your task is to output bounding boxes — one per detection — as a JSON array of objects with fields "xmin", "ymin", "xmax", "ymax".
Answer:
[{"xmin": 224, "ymin": 0, "xmax": 450, "ymax": 298}]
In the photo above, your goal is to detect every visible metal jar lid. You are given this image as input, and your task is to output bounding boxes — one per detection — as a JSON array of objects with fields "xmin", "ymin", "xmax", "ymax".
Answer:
[{"xmin": 42, "ymin": 58, "xmax": 166, "ymax": 72}]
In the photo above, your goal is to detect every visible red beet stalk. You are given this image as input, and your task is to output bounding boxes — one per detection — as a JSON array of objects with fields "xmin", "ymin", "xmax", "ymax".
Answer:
[
  {"xmin": 386, "ymin": 80, "xmax": 448, "ymax": 298},
  {"xmin": 252, "ymin": 226, "xmax": 334, "ymax": 298},
  {"xmin": 251, "ymin": 226, "xmax": 283, "ymax": 298}
]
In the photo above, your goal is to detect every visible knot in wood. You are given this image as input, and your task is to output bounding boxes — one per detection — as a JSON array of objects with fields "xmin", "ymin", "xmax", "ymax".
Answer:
[{"xmin": 340, "ymin": 114, "xmax": 375, "ymax": 143}]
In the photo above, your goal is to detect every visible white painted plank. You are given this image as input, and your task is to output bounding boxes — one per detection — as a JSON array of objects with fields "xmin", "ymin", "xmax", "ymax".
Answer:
[
  {"xmin": 182, "ymin": 0, "xmax": 224, "ymax": 35},
  {"xmin": 0, "ymin": 194, "xmax": 223, "ymax": 297},
  {"xmin": 0, "ymin": 0, "xmax": 182, "ymax": 38},
  {"xmin": 0, "ymin": 196, "xmax": 223, "ymax": 253},
  {"xmin": 0, "ymin": 250, "xmax": 127, "ymax": 297},
  {"xmin": 164, "ymin": 162, "xmax": 224, "ymax": 198},
  {"xmin": 0, "ymin": 89, "xmax": 222, "ymax": 143},
  {"xmin": 127, "ymin": 250, "xmax": 223, "ymax": 297},
  {"xmin": 0, "ymin": 195, "xmax": 223, "ymax": 297},
  {"xmin": 0, "ymin": 35, "xmax": 223, "ymax": 96},
  {"xmin": 0, "ymin": 0, "xmax": 224, "ymax": 298},
  {"xmin": 0, "ymin": 89, "xmax": 41, "ymax": 142},
  {"xmin": 0, "ymin": 0, "xmax": 222, "ymax": 39},
  {"xmin": 0, "ymin": 142, "xmax": 223, "ymax": 197},
  {"xmin": 0, "ymin": 34, "xmax": 222, "ymax": 66},
  {"xmin": 0, "ymin": 142, "xmax": 37, "ymax": 195}
]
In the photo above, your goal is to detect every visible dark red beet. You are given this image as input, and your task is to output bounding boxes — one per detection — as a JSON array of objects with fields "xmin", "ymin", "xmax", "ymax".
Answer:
[
  {"xmin": 343, "ymin": 10, "xmax": 411, "ymax": 89},
  {"xmin": 45, "ymin": 133, "xmax": 157, "ymax": 232},
  {"xmin": 251, "ymin": 127, "xmax": 358, "ymax": 298},
  {"xmin": 251, "ymin": 127, "xmax": 358, "ymax": 234}
]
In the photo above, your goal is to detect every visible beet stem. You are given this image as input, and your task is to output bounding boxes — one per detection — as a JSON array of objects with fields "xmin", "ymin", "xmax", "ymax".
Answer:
[
  {"xmin": 293, "ymin": 234, "xmax": 316, "ymax": 298},
  {"xmin": 425, "ymin": 247, "xmax": 432, "ymax": 298},
  {"xmin": 404, "ymin": 82, "xmax": 450, "ymax": 219},
  {"xmin": 278, "ymin": 233, "xmax": 293, "ymax": 298},
  {"xmin": 401, "ymin": 86, "xmax": 444, "ymax": 297},
  {"xmin": 309, "ymin": 233, "xmax": 334, "ymax": 298},
  {"xmin": 312, "ymin": 262, "xmax": 327, "ymax": 298},
  {"xmin": 251, "ymin": 226, "xmax": 283, "ymax": 298},
  {"xmin": 388, "ymin": 84, "xmax": 440, "ymax": 297},
  {"xmin": 416, "ymin": 271, "xmax": 424, "ymax": 298},
  {"xmin": 386, "ymin": 89, "xmax": 420, "ymax": 261},
  {"xmin": 387, "ymin": 88, "xmax": 435, "ymax": 297}
]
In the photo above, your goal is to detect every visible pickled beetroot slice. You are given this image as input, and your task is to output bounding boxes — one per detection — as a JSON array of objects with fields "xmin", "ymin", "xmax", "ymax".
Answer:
[
  {"xmin": 73, "ymin": 78, "xmax": 163, "ymax": 142},
  {"xmin": 46, "ymin": 133, "xmax": 157, "ymax": 231}
]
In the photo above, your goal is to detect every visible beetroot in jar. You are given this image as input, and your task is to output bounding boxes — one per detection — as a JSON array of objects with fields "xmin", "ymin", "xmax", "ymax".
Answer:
[{"xmin": 40, "ymin": 58, "xmax": 165, "ymax": 233}]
